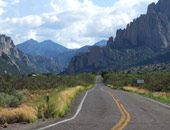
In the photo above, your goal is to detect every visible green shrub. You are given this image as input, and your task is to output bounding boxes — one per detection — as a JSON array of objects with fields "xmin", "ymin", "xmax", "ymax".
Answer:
[
  {"xmin": 38, "ymin": 103, "xmax": 58, "ymax": 119},
  {"xmin": 0, "ymin": 93, "xmax": 9, "ymax": 107},
  {"xmin": 0, "ymin": 73, "xmax": 96, "ymax": 107},
  {"xmin": 103, "ymin": 72, "xmax": 170, "ymax": 92},
  {"xmin": 0, "ymin": 90, "xmax": 26, "ymax": 107}
]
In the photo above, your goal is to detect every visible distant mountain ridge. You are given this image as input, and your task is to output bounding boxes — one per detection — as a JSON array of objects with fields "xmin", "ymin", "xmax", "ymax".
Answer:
[
  {"xmin": 17, "ymin": 39, "xmax": 107, "ymax": 58},
  {"xmin": 64, "ymin": 0, "xmax": 170, "ymax": 74},
  {"xmin": 94, "ymin": 40, "xmax": 107, "ymax": 47},
  {"xmin": 17, "ymin": 39, "xmax": 69, "ymax": 58},
  {"xmin": 0, "ymin": 35, "xmax": 60, "ymax": 75},
  {"xmin": 55, "ymin": 40, "xmax": 107, "ymax": 70},
  {"xmin": 17, "ymin": 39, "xmax": 107, "ymax": 71}
]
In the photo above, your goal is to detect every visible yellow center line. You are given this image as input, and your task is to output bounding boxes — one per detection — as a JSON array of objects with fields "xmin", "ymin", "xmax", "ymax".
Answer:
[
  {"xmin": 101, "ymin": 88, "xmax": 125, "ymax": 130},
  {"xmin": 110, "ymin": 97, "xmax": 125, "ymax": 130},
  {"xmin": 117, "ymin": 104, "xmax": 131, "ymax": 130},
  {"xmin": 101, "ymin": 88, "xmax": 131, "ymax": 130}
]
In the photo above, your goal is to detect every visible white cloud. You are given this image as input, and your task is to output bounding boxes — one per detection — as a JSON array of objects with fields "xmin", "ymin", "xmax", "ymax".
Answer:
[
  {"xmin": 67, "ymin": 42, "xmax": 81, "ymax": 49},
  {"xmin": 0, "ymin": 0, "xmax": 159, "ymax": 48},
  {"xmin": 50, "ymin": 0, "xmax": 82, "ymax": 12},
  {"xmin": 11, "ymin": 0, "xmax": 20, "ymax": 4},
  {"xmin": 27, "ymin": 30, "xmax": 37, "ymax": 40},
  {"xmin": 0, "ymin": 8, "xmax": 4, "ymax": 15},
  {"xmin": 0, "ymin": 0, "xmax": 8, "ymax": 7}
]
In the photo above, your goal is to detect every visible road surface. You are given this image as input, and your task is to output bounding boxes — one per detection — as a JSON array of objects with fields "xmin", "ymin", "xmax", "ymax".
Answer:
[{"xmin": 36, "ymin": 76, "xmax": 170, "ymax": 130}]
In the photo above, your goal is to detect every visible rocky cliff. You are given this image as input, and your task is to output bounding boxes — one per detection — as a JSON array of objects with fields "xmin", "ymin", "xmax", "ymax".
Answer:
[
  {"xmin": 65, "ymin": 0, "xmax": 170, "ymax": 74},
  {"xmin": 0, "ymin": 34, "xmax": 59, "ymax": 75},
  {"xmin": 108, "ymin": 0, "xmax": 170, "ymax": 49}
]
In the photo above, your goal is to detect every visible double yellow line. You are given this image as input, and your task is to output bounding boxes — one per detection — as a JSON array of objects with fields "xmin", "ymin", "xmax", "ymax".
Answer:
[{"xmin": 101, "ymin": 88, "xmax": 130, "ymax": 130}]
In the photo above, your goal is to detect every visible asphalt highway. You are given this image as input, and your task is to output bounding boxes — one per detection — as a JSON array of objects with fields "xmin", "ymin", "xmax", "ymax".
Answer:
[{"xmin": 36, "ymin": 76, "xmax": 170, "ymax": 130}]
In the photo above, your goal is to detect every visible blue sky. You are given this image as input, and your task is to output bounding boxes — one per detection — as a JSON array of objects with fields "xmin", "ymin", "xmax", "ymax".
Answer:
[{"xmin": 0, "ymin": 0, "xmax": 158, "ymax": 48}]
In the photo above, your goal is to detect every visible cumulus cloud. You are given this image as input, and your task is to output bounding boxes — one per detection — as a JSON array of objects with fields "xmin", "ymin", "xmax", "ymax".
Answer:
[
  {"xmin": 0, "ymin": 0, "xmax": 8, "ymax": 7},
  {"xmin": 0, "ymin": 8, "xmax": 4, "ymax": 15},
  {"xmin": 0, "ymin": 0, "xmax": 158, "ymax": 48}
]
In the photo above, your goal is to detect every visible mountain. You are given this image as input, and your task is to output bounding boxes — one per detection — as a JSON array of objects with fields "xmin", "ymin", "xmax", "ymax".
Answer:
[
  {"xmin": 54, "ymin": 45, "xmax": 91, "ymax": 71},
  {"xmin": 17, "ymin": 39, "xmax": 106, "ymax": 72},
  {"xmin": 64, "ymin": 0, "xmax": 170, "ymax": 74},
  {"xmin": 108, "ymin": 0, "xmax": 170, "ymax": 50},
  {"xmin": 0, "ymin": 35, "xmax": 60, "ymax": 75},
  {"xmin": 17, "ymin": 39, "xmax": 69, "ymax": 58},
  {"xmin": 55, "ymin": 40, "xmax": 107, "ymax": 71},
  {"xmin": 120, "ymin": 62, "xmax": 170, "ymax": 74},
  {"xmin": 94, "ymin": 40, "xmax": 107, "ymax": 47}
]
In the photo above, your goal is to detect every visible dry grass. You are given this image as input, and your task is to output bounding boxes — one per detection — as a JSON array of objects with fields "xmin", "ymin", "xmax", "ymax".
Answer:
[
  {"xmin": 0, "ymin": 85, "xmax": 92, "ymax": 124},
  {"xmin": 123, "ymin": 86, "xmax": 170, "ymax": 99},
  {"xmin": 107, "ymin": 85, "xmax": 114, "ymax": 89},
  {"xmin": 25, "ymin": 89, "xmax": 59, "ymax": 107},
  {"xmin": 56, "ymin": 86, "xmax": 84, "ymax": 114},
  {"xmin": 0, "ymin": 106, "xmax": 37, "ymax": 124},
  {"xmin": 123, "ymin": 86, "xmax": 150, "ymax": 94},
  {"xmin": 37, "ymin": 85, "xmax": 92, "ymax": 118},
  {"xmin": 153, "ymin": 92, "xmax": 170, "ymax": 98}
]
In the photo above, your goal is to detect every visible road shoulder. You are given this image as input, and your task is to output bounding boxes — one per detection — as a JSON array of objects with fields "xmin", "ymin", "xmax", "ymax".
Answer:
[{"xmin": 0, "ymin": 91, "xmax": 87, "ymax": 130}]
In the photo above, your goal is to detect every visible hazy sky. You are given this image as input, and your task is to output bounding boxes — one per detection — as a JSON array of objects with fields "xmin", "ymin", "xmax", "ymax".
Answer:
[{"xmin": 0, "ymin": 0, "xmax": 158, "ymax": 48}]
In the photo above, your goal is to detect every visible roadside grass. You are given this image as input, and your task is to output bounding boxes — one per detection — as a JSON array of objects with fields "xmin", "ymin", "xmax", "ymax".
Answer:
[
  {"xmin": 103, "ymin": 72, "xmax": 170, "ymax": 104},
  {"xmin": 123, "ymin": 86, "xmax": 170, "ymax": 103},
  {"xmin": 0, "ymin": 106, "xmax": 37, "ymax": 124},
  {"xmin": 0, "ymin": 73, "xmax": 96, "ymax": 126},
  {"xmin": 108, "ymin": 84, "xmax": 170, "ymax": 103},
  {"xmin": 37, "ymin": 86, "xmax": 91, "ymax": 119},
  {"xmin": 0, "ymin": 85, "xmax": 93, "ymax": 125}
]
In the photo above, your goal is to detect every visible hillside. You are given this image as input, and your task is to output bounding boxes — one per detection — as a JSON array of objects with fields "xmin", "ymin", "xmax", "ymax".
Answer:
[
  {"xmin": 65, "ymin": 0, "xmax": 170, "ymax": 74},
  {"xmin": 0, "ymin": 35, "xmax": 60, "ymax": 75},
  {"xmin": 120, "ymin": 62, "xmax": 170, "ymax": 74}
]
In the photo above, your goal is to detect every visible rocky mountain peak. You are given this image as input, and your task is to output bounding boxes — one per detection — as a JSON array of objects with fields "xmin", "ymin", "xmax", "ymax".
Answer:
[
  {"xmin": 65, "ymin": 0, "xmax": 170, "ymax": 74},
  {"xmin": 0, "ymin": 35, "xmax": 15, "ymax": 49},
  {"xmin": 108, "ymin": 0, "xmax": 170, "ymax": 50},
  {"xmin": 0, "ymin": 34, "xmax": 19, "ymax": 57},
  {"xmin": 147, "ymin": 3, "xmax": 156, "ymax": 14},
  {"xmin": 147, "ymin": 0, "xmax": 170, "ymax": 19},
  {"xmin": 0, "ymin": 34, "xmax": 61, "ymax": 75},
  {"xmin": 107, "ymin": 37, "xmax": 114, "ymax": 47},
  {"xmin": 29, "ymin": 38, "xmax": 37, "ymax": 42}
]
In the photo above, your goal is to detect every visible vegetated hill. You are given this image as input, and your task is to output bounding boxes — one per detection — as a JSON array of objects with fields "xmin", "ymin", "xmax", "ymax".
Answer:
[
  {"xmin": 0, "ymin": 35, "xmax": 60, "ymax": 75},
  {"xmin": 64, "ymin": 0, "xmax": 170, "ymax": 74},
  {"xmin": 17, "ymin": 39, "xmax": 69, "ymax": 58},
  {"xmin": 120, "ymin": 62, "xmax": 170, "ymax": 74}
]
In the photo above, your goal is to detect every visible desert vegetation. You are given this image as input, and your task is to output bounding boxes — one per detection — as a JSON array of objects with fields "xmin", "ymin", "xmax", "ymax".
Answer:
[
  {"xmin": 102, "ymin": 72, "xmax": 170, "ymax": 103},
  {"xmin": 0, "ymin": 73, "xmax": 96, "ymax": 126},
  {"xmin": 120, "ymin": 62, "xmax": 170, "ymax": 74}
]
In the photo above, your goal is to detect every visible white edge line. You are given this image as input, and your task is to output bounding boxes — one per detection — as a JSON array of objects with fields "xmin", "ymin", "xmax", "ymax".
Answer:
[
  {"xmin": 37, "ymin": 90, "xmax": 89, "ymax": 130},
  {"xmin": 144, "ymin": 96, "xmax": 170, "ymax": 109}
]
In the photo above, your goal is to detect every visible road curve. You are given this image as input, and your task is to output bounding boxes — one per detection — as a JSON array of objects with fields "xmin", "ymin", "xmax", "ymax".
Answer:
[{"xmin": 36, "ymin": 76, "xmax": 170, "ymax": 130}]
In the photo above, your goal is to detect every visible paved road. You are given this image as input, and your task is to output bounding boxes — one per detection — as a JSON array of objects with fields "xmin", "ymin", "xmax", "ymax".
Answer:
[{"xmin": 36, "ymin": 76, "xmax": 170, "ymax": 130}]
